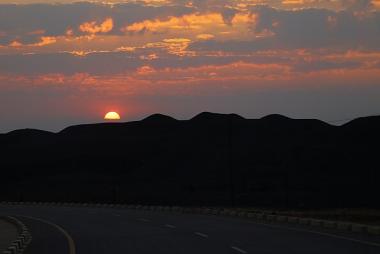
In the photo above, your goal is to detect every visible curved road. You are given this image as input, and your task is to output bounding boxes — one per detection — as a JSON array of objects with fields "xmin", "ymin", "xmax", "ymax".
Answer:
[{"xmin": 0, "ymin": 205, "xmax": 379, "ymax": 254}]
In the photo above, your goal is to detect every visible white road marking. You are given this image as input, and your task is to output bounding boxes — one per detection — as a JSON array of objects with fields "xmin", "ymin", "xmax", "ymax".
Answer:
[
  {"xmin": 248, "ymin": 221, "xmax": 380, "ymax": 248},
  {"xmin": 19, "ymin": 215, "xmax": 76, "ymax": 254},
  {"xmin": 138, "ymin": 218, "xmax": 150, "ymax": 222},
  {"xmin": 112, "ymin": 213, "xmax": 120, "ymax": 217},
  {"xmin": 165, "ymin": 224, "xmax": 176, "ymax": 228},
  {"xmin": 231, "ymin": 246, "xmax": 248, "ymax": 254},
  {"xmin": 194, "ymin": 232, "xmax": 209, "ymax": 238}
]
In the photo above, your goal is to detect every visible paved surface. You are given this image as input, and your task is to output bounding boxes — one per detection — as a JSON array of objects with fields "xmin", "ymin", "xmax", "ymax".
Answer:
[
  {"xmin": 1, "ymin": 205, "xmax": 380, "ymax": 254},
  {"xmin": 0, "ymin": 218, "xmax": 18, "ymax": 253}
]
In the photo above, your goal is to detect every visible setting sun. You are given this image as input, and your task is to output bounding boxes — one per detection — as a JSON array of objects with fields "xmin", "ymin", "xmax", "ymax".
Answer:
[{"xmin": 104, "ymin": 111, "xmax": 121, "ymax": 120}]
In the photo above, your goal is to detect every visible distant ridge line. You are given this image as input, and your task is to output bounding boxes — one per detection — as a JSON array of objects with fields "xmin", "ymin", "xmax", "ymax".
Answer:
[{"xmin": 2, "ymin": 112, "xmax": 380, "ymax": 134}]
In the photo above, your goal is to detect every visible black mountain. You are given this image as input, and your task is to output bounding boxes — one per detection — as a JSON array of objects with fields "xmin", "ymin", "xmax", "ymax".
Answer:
[{"xmin": 0, "ymin": 112, "xmax": 379, "ymax": 208}]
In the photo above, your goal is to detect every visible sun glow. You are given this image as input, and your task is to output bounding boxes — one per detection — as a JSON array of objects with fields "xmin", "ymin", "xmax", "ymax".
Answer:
[{"xmin": 104, "ymin": 111, "xmax": 121, "ymax": 120}]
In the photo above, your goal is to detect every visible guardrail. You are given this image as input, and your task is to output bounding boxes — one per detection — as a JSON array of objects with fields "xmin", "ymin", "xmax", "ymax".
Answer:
[
  {"xmin": 0, "ymin": 216, "xmax": 32, "ymax": 254},
  {"xmin": 1, "ymin": 201, "xmax": 379, "ymax": 236}
]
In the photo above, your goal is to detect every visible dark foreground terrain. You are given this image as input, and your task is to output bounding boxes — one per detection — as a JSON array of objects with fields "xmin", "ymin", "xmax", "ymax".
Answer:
[
  {"xmin": 0, "ymin": 112, "xmax": 379, "ymax": 208},
  {"xmin": 1, "ymin": 204, "xmax": 380, "ymax": 254}
]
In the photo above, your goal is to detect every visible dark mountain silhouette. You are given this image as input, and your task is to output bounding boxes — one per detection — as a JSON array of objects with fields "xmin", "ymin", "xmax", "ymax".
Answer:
[
  {"xmin": 191, "ymin": 112, "xmax": 244, "ymax": 122},
  {"xmin": 142, "ymin": 113, "xmax": 177, "ymax": 123},
  {"xmin": 2, "ymin": 129, "xmax": 53, "ymax": 142},
  {"xmin": 260, "ymin": 114, "xmax": 291, "ymax": 121},
  {"xmin": 0, "ymin": 112, "xmax": 379, "ymax": 208}
]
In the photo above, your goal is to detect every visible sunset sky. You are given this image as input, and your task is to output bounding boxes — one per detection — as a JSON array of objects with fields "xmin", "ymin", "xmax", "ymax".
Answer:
[{"xmin": 1, "ymin": 0, "xmax": 380, "ymax": 132}]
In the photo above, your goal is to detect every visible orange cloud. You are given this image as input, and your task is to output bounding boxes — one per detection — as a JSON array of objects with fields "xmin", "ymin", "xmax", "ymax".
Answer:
[
  {"xmin": 139, "ymin": 53, "xmax": 159, "ymax": 60},
  {"xmin": 123, "ymin": 13, "xmax": 225, "ymax": 33},
  {"xmin": 162, "ymin": 38, "xmax": 192, "ymax": 55},
  {"xmin": 162, "ymin": 38, "xmax": 191, "ymax": 43},
  {"xmin": 68, "ymin": 51, "xmax": 89, "ymax": 57},
  {"xmin": 2, "ymin": 61, "xmax": 291, "ymax": 90},
  {"xmin": 143, "ymin": 38, "xmax": 193, "ymax": 56},
  {"xmin": 282, "ymin": 0, "xmax": 304, "ymax": 4},
  {"xmin": 197, "ymin": 34, "xmax": 215, "ymax": 40},
  {"xmin": 372, "ymin": 0, "xmax": 380, "ymax": 8},
  {"xmin": 32, "ymin": 36, "xmax": 57, "ymax": 46},
  {"xmin": 79, "ymin": 18, "xmax": 114, "ymax": 34},
  {"xmin": 137, "ymin": 65, "xmax": 157, "ymax": 75},
  {"xmin": 9, "ymin": 41, "xmax": 23, "ymax": 47},
  {"xmin": 123, "ymin": 12, "xmax": 257, "ymax": 40},
  {"xmin": 1, "ymin": 57, "xmax": 380, "ymax": 101},
  {"xmin": 116, "ymin": 46, "xmax": 137, "ymax": 52},
  {"xmin": 132, "ymin": 61, "xmax": 292, "ymax": 83},
  {"xmin": 8, "ymin": 36, "xmax": 57, "ymax": 48}
]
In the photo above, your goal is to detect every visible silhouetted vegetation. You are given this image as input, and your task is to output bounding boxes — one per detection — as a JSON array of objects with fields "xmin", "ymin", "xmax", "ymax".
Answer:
[{"xmin": 0, "ymin": 112, "xmax": 379, "ymax": 208}]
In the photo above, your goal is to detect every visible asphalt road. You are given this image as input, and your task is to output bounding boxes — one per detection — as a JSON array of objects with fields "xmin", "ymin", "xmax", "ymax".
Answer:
[{"xmin": 0, "ymin": 205, "xmax": 380, "ymax": 254}]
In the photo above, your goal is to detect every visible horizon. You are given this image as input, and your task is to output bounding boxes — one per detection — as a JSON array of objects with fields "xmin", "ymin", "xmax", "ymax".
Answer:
[{"xmin": 2, "ymin": 111, "xmax": 378, "ymax": 134}]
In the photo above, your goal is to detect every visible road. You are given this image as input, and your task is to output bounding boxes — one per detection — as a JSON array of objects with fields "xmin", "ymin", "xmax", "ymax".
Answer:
[{"xmin": 0, "ymin": 205, "xmax": 380, "ymax": 254}]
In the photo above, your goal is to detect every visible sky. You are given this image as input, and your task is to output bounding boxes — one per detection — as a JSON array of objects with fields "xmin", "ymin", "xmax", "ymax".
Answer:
[{"xmin": 1, "ymin": 0, "xmax": 380, "ymax": 132}]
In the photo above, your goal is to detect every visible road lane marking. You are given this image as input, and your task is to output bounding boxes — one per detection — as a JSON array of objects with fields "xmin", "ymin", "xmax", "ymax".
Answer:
[
  {"xmin": 138, "ymin": 218, "xmax": 150, "ymax": 222},
  {"xmin": 165, "ymin": 224, "xmax": 176, "ymax": 229},
  {"xmin": 248, "ymin": 221, "xmax": 380, "ymax": 248},
  {"xmin": 19, "ymin": 215, "xmax": 76, "ymax": 254},
  {"xmin": 112, "ymin": 213, "xmax": 120, "ymax": 217},
  {"xmin": 194, "ymin": 232, "xmax": 209, "ymax": 238},
  {"xmin": 231, "ymin": 246, "xmax": 248, "ymax": 253}
]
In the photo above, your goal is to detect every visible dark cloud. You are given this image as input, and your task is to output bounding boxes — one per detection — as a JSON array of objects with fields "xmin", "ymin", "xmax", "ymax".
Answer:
[
  {"xmin": 255, "ymin": 7, "xmax": 380, "ymax": 50},
  {"xmin": 189, "ymin": 6, "xmax": 380, "ymax": 52},
  {"xmin": 0, "ymin": 52, "xmax": 143, "ymax": 75}
]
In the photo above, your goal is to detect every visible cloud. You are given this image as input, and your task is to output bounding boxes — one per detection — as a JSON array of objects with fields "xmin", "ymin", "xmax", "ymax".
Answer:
[
  {"xmin": 0, "ymin": 2, "xmax": 193, "ymax": 46},
  {"xmin": 1, "ymin": 46, "xmax": 379, "ymax": 80},
  {"xmin": 122, "ymin": 13, "xmax": 227, "ymax": 33},
  {"xmin": 79, "ymin": 18, "xmax": 114, "ymax": 34},
  {"xmin": 1, "ymin": 58, "xmax": 380, "ymax": 99},
  {"xmin": 131, "ymin": 61, "xmax": 293, "ymax": 83},
  {"xmin": 196, "ymin": 34, "xmax": 215, "ymax": 40},
  {"xmin": 1, "ymin": 2, "xmax": 379, "ymax": 52},
  {"xmin": 8, "ymin": 36, "xmax": 57, "ymax": 47},
  {"xmin": 188, "ymin": 6, "xmax": 380, "ymax": 53},
  {"xmin": 373, "ymin": 0, "xmax": 380, "ymax": 8},
  {"xmin": 121, "ymin": 11, "xmax": 258, "ymax": 45},
  {"xmin": 32, "ymin": 36, "xmax": 57, "ymax": 46}
]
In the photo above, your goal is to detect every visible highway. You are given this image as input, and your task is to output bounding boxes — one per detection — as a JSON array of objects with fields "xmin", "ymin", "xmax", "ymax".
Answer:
[{"xmin": 1, "ymin": 205, "xmax": 380, "ymax": 254}]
